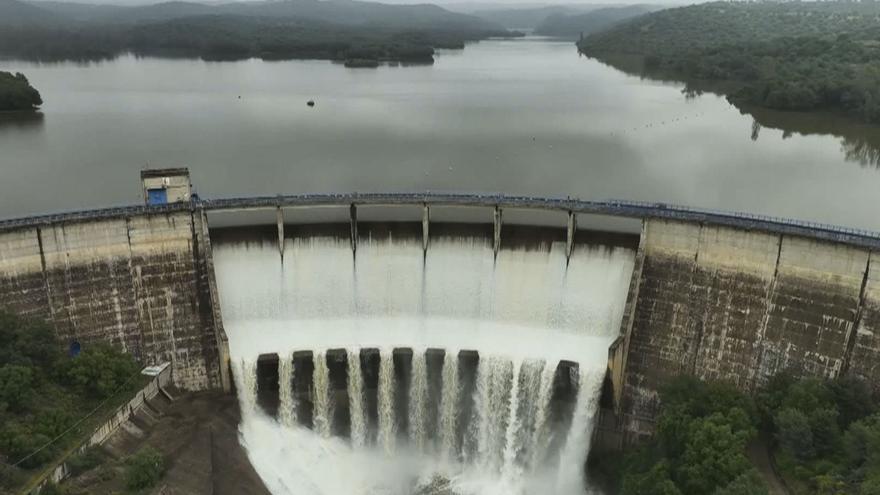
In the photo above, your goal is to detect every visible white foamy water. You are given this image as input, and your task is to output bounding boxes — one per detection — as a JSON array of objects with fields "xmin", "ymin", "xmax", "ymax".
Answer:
[{"xmin": 215, "ymin": 233, "xmax": 634, "ymax": 495}]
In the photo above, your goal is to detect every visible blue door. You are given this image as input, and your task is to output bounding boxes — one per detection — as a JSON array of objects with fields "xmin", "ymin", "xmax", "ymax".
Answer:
[{"xmin": 147, "ymin": 188, "xmax": 167, "ymax": 205}]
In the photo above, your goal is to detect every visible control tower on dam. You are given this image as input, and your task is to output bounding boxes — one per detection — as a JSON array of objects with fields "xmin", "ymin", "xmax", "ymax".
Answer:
[{"xmin": 0, "ymin": 187, "xmax": 878, "ymax": 448}]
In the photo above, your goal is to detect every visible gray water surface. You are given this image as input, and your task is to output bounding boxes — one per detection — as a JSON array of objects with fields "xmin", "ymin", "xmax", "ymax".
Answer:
[{"xmin": 2, "ymin": 37, "xmax": 879, "ymax": 229}]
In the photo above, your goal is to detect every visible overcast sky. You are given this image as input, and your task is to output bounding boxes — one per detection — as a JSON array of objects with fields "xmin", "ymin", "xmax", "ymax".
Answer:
[{"xmin": 47, "ymin": 0, "xmax": 684, "ymax": 7}]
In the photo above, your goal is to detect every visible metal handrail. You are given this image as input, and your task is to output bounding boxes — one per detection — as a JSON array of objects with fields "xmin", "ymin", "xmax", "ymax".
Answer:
[{"xmin": 0, "ymin": 193, "xmax": 878, "ymax": 248}]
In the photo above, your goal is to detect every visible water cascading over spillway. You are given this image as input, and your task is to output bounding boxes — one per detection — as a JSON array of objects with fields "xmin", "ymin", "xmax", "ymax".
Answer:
[{"xmin": 216, "ymin": 230, "xmax": 635, "ymax": 495}]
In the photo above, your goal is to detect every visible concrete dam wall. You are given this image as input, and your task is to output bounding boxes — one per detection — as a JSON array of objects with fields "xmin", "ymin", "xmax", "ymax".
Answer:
[
  {"xmin": 616, "ymin": 219, "xmax": 880, "ymax": 442},
  {"xmin": 0, "ymin": 210, "xmax": 223, "ymax": 390},
  {"xmin": 0, "ymin": 195, "xmax": 878, "ymax": 447}
]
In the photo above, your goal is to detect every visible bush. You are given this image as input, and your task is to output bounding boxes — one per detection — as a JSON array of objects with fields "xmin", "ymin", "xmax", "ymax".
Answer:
[
  {"xmin": 0, "ymin": 312, "xmax": 60, "ymax": 369},
  {"xmin": 713, "ymin": 469, "xmax": 768, "ymax": 495},
  {"xmin": 0, "ymin": 463, "xmax": 25, "ymax": 491},
  {"xmin": 66, "ymin": 344, "xmax": 140, "ymax": 399},
  {"xmin": 125, "ymin": 447, "xmax": 166, "ymax": 490},
  {"xmin": 0, "ymin": 365, "xmax": 33, "ymax": 411},
  {"xmin": 66, "ymin": 446, "xmax": 106, "ymax": 477},
  {"xmin": 775, "ymin": 408, "xmax": 815, "ymax": 460},
  {"xmin": 0, "ymin": 424, "xmax": 55, "ymax": 468},
  {"xmin": 621, "ymin": 461, "xmax": 682, "ymax": 495},
  {"xmin": 862, "ymin": 477, "xmax": 880, "ymax": 495},
  {"xmin": 39, "ymin": 482, "xmax": 68, "ymax": 495},
  {"xmin": 35, "ymin": 408, "xmax": 74, "ymax": 439}
]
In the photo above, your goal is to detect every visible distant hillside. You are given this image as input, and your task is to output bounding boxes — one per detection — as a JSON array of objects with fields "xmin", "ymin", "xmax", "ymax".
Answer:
[
  {"xmin": 2, "ymin": 0, "xmax": 516, "ymax": 64},
  {"xmin": 27, "ymin": 0, "xmax": 502, "ymax": 31},
  {"xmin": 219, "ymin": 0, "xmax": 497, "ymax": 31},
  {"xmin": 0, "ymin": 0, "xmax": 60, "ymax": 26},
  {"xmin": 581, "ymin": 1, "xmax": 880, "ymax": 55},
  {"xmin": 26, "ymin": 1, "xmax": 123, "ymax": 22},
  {"xmin": 578, "ymin": 1, "xmax": 880, "ymax": 124},
  {"xmin": 470, "ymin": 5, "xmax": 602, "ymax": 30},
  {"xmin": 104, "ymin": 0, "xmax": 215, "ymax": 23},
  {"xmin": 534, "ymin": 4, "xmax": 655, "ymax": 38}
]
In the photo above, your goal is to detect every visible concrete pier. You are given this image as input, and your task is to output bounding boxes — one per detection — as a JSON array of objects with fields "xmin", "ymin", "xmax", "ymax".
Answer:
[
  {"xmin": 422, "ymin": 205, "xmax": 430, "ymax": 252},
  {"xmin": 493, "ymin": 206, "xmax": 502, "ymax": 257},
  {"xmin": 276, "ymin": 207, "xmax": 284, "ymax": 259}
]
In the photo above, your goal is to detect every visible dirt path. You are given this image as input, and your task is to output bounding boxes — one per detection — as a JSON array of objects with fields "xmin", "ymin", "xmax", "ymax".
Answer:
[{"xmin": 747, "ymin": 436, "xmax": 790, "ymax": 495}]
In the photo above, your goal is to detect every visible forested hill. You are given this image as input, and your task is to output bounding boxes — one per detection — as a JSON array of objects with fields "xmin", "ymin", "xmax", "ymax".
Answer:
[
  {"xmin": 27, "ymin": 0, "xmax": 497, "ymax": 30},
  {"xmin": 0, "ymin": 0, "xmax": 515, "ymax": 64},
  {"xmin": 534, "ymin": 5, "xmax": 655, "ymax": 39},
  {"xmin": 578, "ymin": 1, "xmax": 880, "ymax": 124},
  {"xmin": 470, "ymin": 5, "xmax": 599, "ymax": 30},
  {"xmin": 0, "ymin": 0, "xmax": 61, "ymax": 26}
]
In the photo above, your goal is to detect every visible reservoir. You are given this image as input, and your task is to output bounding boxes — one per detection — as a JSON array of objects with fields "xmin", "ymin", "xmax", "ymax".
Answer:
[{"xmin": 1, "ymin": 36, "xmax": 879, "ymax": 229}]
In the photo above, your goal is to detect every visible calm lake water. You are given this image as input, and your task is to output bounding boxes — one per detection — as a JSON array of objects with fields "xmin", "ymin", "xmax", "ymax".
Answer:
[{"xmin": 2, "ymin": 37, "xmax": 880, "ymax": 229}]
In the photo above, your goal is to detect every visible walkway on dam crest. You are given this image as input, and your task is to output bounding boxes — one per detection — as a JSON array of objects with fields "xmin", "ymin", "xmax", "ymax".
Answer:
[{"xmin": 0, "ymin": 193, "xmax": 879, "ymax": 249}]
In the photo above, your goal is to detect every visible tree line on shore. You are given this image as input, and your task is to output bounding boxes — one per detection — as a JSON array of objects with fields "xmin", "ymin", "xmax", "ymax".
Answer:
[
  {"xmin": 0, "ymin": 17, "xmax": 512, "ymax": 64},
  {"xmin": 578, "ymin": 1, "xmax": 880, "ymax": 124},
  {"xmin": 0, "ymin": 0, "xmax": 516, "ymax": 65}
]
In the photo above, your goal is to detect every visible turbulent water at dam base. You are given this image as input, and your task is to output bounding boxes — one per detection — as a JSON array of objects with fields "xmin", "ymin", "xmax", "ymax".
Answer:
[{"xmin": 214, "ymin": 231, "xmax": 635, "ymax": 495}]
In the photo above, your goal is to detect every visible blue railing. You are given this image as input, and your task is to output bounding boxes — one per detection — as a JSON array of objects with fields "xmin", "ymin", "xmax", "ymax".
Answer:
[{"xmin": 1, "ymin": 193, "xmax": 878, "ymax": 249}]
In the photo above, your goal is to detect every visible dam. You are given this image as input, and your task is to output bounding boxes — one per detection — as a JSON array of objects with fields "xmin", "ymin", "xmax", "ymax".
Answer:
[{"xmin": 1, "ymin": 188, "xmax": 879, "ymax": 493}]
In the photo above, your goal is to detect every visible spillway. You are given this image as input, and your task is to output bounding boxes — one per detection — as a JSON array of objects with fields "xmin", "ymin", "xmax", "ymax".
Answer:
[{"xmin": 215, "ymin": 228, "xmax": 635, "ymax": 495}]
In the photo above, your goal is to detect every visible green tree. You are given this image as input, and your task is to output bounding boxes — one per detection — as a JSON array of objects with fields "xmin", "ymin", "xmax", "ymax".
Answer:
[
  {"xmin": 862, "ymin": 477, "xmax": 880, "ymax": 495},
  {"xmin": 0, "ymin": 424, "xmax": 54, "ymax": 468},
  {"xmin": 844, "ymin": 414, "xmax": 880, "ymax": 478},
  {"xmin": 712, "ymin": 469, "xmax": 768, "ymax": 495},
  {"xmin": 125, "ymin": 447, "xmax": 166, "ymax": 490},
  {"xmin": 0, "ymin": 365, "xmax": 33, "ymax": 411},
  {"xmin": 66, "ymin": 343, "xmax": 139, "ymax": 398},
  {"xmin": 775, "ymin": 408, "xmax": 815, "ymax": 460},
  {"xmin": 622, "ymin": 461, "xmax": 683, "ymax": 495},
  {"xmin": 677, "ymin": 413, "xmax": 754, "ymax": 494},
  {"xmin": 35, "ymin": 408, "xmax": 73, "ymax": 439},
  {"xmin": 830, "ymin": 377, "xmax": 876, "ymax": 429},
  {"xmin": 0, "ymin": 72, "xmax": 42, "ymax": 111}
]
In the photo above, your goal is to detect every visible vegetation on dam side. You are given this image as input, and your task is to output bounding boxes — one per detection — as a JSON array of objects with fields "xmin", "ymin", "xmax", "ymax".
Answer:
[
  {"xmin": 577, "ymin": 1, "xmax": 880, "ymax": 124},
  {"xmin": 591, "ymin": 374, "xmax": 880, "ymax": 495},
  {"xmin": 0, "ymin": 71, "xmax": 42, "ymax": 112},
  {"xmin": 0, "ymin": 0, "xmax": 517, "ymax": 65},
  {"xmin": 0, "ymin": 311, "xmax": 146, "ymax": 492}
]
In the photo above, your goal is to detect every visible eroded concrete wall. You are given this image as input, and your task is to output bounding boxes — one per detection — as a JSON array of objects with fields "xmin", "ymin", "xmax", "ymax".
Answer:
[
  {"xmin": 850, "ymin": 252, "xmax": 880, "ymax": 386},
  {"xmin": 619, "ymin": 219, "xmax": 876, "ymax": 442},
  {"xmin": 0, "ymin": 212, "xmax": 221, "ymax": 391},
  {"xmin": 759, "ymin": 237, "xmax": 868, "ymax": 382},
  {"xmin": 0, "ymin": 229, "xmax": 50, "ymax": 319}
]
